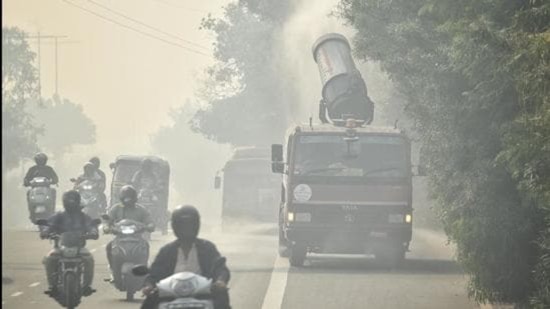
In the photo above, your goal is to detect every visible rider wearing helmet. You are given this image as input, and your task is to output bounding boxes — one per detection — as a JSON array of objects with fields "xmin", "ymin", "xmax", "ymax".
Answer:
[
  {"xmin": 131, "ymin": 158, "xmax": 160, "ymax": 192},
  {"xmin": 41, "ymin": 190, "xmax": 99, "ymax": 297},
  {"xmin": 141, "ymin": 205, "xmax": 231, "ymax": 309},
  {"xmin": 24, "ymin": 153, "xmax": 59, "ymax": 186},
  {"xmin": 104, "ymin": 185, "xmax": 154, "ymax": 283},
  {"xmin": 75, "ymin": 162, "xmax": 102, "ymax": 186},
  {"xmin": 89, "ymin": 157, "xmax": 107, "ymax": 209}
]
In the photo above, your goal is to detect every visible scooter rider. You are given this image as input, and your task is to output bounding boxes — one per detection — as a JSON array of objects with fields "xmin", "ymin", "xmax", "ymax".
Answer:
[
  {"xmin": 24, "ymin": 153, "xmax": 59, "ymax": 186},
  {"xmin": 24, "ymin": 153, "xmax": 59, "ymax": 216},
  {"xmin": 141, "ymin": 205, "xmax": 231, "ymax": 309},
  {"xmin": 75, "ymin": 162, "xmax": 103, "ymax": 187},
  {"xmin": 104, "ymin": 185, "xmax": 154, "ymax": 282},
  {"xmin": 41, "ymin": 190, "xmax": 98, "ymax": 297},
  {"xmin": 89, "ymin": 157, "xmax": 107, "ymax": 210}
]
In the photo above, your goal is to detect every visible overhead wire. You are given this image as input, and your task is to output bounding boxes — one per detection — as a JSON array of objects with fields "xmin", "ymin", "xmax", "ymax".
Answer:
[
  {"xmin": 61, "ymin": 0, "xmax": 211, "ymax": 57},
  {"xmin": 87, "ymin": 0, "xmax": 210, "ymax": 51}
]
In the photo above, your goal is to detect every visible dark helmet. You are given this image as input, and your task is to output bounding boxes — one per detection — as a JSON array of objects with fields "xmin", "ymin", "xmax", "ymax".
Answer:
[
  {"xmin": 63, "ymin": 190, "xmax": 81, "ymax": 213},
  {"xmin": 171, "ymin": 205, "xmax": 200, "ymax": 241},
  {"xmin": 89, "ymin": 157, "xmax": 100, "ymax": 168},
  {"xmin": 34, "ymin": 153, "xmax": 48, "ymax": 166},
  {"xmin": 83, "ymin": 162, "xmax": 95, "ymax": 174},
  {"xmin": 119, "ymin": 185, "xmax": 138, "ymax": 206},
  {"xmin": 141, "ymin": 158, "xmax": 153, "ymax": 171}
]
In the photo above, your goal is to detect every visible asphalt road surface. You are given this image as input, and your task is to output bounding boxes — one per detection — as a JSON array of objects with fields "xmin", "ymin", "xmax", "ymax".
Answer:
[{"xmin": 2, "ymin": 223, "xmax": 478, "ymax": 309}]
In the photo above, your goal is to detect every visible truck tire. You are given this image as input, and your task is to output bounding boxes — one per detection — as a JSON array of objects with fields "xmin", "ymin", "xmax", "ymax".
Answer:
[
  {"xmin": 289, "ymin": 245, "xmax": 307, "ymax": 267},
  {"xmin": 375, "ymin": 245, "xmax": 405, "ymax": 269},
  {"xmin": 278, "ymin": 229, "xmax": 290, "ymax": 258}
]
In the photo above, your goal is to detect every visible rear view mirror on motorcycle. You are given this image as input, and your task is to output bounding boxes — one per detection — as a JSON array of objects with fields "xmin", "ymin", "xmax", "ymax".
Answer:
[
  {"xmin": 131, "ymin": 265, "xmax": 149, "ymax": 276},
  {"xmin": 35, "ymin": 219, "xmax": 49, "ymax": 226}
]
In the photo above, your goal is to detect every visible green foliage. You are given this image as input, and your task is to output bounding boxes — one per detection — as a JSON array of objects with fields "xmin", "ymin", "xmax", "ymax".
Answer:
[
  {"xmin": 2, "ymin": 27, "xmax": 41, "ymax": 171},
  {"xmin": 338, "ymin": 0, "xmax": 550, "ymax": 306},
  {"xmin": 29, "ymin": 95, "xmax": 96, "ymax": 157},
  {"xmin": 191, "ymin": 0, "xmax": 294, "ymax": 146}
]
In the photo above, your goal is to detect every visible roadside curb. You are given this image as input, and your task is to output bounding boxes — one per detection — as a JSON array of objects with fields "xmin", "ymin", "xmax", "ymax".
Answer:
[{"xmin": 478, "ymin": 303, "xmax": 514, "ymax": 309}]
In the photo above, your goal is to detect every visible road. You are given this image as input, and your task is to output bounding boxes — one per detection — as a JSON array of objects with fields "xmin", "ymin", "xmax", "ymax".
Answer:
[{"xmin": 2, "ymin": 223, "xmax": 477, "ymax": 309}]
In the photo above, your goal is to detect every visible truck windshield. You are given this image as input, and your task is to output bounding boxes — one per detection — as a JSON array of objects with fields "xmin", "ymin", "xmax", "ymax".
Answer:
[{"xmin": 293, "ymin": 135, "xmax": 408, "ymax": 178}]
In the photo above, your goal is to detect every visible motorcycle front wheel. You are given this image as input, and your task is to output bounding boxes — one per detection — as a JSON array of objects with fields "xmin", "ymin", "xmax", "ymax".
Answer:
[{"xmin": 64, "ymin": 272, "xmax": 80, "ymax": 309}]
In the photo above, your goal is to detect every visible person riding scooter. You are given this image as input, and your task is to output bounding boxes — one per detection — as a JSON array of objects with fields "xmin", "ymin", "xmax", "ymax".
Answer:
[
  {"xmin": 89, "ymin": 157, "xmax": 108, "ymax": 210},
  {"xmin": 104, "ymin": 185, "xmax": 154, "ymax": 283},
  {"xmin": 40, "ymin": 190, "xmax": 99, "ymax": 297},
  {"xmin": 24, "ymin": 153, "xmax": 59, "ymax": 217},
  {"xmin": 141, "ymin": 205, "xmax": 231, "ymax": 309}
]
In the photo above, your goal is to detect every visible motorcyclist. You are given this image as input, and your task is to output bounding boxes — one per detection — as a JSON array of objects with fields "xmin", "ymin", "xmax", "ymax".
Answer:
[
  {"xmin": 40, "ymin": 190, "xmax": 98, "ymax": 297},
  {"xmin": 74, "ymin": 162, "xmax": 103, "ymax": 187},
  {"xmin": 24, "ymin": 153, "xmax": 59, "ymax": 219},
  {"xmin": 104, "ymin": 185, "xmax": 154, "ymax": 282},
  {"xmin": 89, "ymin": 157, "xmax": 107, "ymax": 210},
  {"xmin": 141, "ymin": 205, "xmax": 231, "ymax": 309},
  {"xmin": 24, "ymin": 152, "xmax": 59, "ymax": 186},
  {"xmin": 131, "ymin": 158, "xmax": 160, "ymax": 193}
]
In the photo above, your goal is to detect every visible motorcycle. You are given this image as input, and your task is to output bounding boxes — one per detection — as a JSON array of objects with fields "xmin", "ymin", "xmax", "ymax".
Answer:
[
  {"xmin": 35, "ymin": 218, "xmax": 101, "ymax": 309},
  {"xmin": 138, "ymin": 187, "xmax": 169, "ymax": 236},
  {"xmin": 102, "ymin": 214, "xmax": 152, "ymax": 301},
  {"xmin": 131, "ymin": 262, "xmax": 225, "ymax": 309},
  {"xmin": 72, "ymin": 179, "xmax": 103, "ymax": 220},
  {"xmin": 27, "ymin": 177, "xmax": 56, "ymax": 228}
]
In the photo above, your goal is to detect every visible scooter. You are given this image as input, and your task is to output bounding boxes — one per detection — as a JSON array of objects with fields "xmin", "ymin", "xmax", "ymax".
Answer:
[
  {"xmin": 35, "ymin": 218, "xmax": 101, "ymax": 309},
  {"xmin": 27, "ymin": 177, "xmax": 56, "ymax": 228},
  {"xmin": 102, "ymin": 214, "xmax": 152, "ymax": 301},
  {"xmin": 131, "ymin": 264, "xmax": 221, "ymax": 309},
  {"xmin": 72, "ymin": 179, "xmax": 103, "ymax": 220}
]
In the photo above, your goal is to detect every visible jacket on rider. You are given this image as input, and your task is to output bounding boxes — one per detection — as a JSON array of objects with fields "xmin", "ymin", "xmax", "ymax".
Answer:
[{"xmin": 24, "ymin": 165, "xmax": 59, "ymax": 186}]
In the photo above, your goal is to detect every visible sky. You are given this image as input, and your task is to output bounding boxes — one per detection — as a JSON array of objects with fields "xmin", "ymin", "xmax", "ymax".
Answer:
[{"xmin": 3, "ymin": 0, "xmax": 231, "ymax": 151}]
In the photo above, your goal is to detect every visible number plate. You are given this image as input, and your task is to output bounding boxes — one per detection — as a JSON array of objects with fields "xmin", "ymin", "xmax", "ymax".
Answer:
[{"xmin": 35, "ymin": 205, "xmax": 46, "ymax": 213}]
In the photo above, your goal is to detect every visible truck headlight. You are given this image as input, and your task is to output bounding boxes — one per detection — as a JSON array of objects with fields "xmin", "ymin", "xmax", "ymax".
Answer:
[
  {"xmin": 287, "ymin": 212, "xmax": 295, "ymax": 222},
  {"xmin": 405, "ymin": 214, "xmax": 412, "ymax": 223},
  {"xmin": 388, "ymin": 214, "xmax": 404, "ymax": 223}
]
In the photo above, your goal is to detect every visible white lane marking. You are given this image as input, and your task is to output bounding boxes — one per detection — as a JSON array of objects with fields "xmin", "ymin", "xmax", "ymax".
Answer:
[
  {"xmin": 29, "ymin": 282, "xmax": 40, "ymax": 287},
  {"xmin": 90, "ymin": 248, "xmax": 97, "ymax": 253},
  {"xmin": 11, "ymin": 291, "xmax": 23, "ymax": 297},
  {"xmin": 260, "ymin": 255, "xmax": 290, "ymax": 309}
]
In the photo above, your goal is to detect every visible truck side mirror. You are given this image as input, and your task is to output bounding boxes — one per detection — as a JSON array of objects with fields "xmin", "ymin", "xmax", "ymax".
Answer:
[
  {"xmin": 214, "ymin": 175, "xmax": 221, "ymax": 189},
  {"xmin": 271, "ymin": 144, "xmax": 284, "ymax": 174}
]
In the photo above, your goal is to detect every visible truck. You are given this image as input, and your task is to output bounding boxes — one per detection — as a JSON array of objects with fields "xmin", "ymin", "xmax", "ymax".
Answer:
[
  {"xmin": 271, "ymin": 33, "xmax": 418, "ymax": 267},
  {"xmin": 215, "ymin": 147, "xmax": 281, "ymax": 227}
]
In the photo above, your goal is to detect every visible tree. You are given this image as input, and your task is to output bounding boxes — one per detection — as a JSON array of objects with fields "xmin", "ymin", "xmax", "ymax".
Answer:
[
  {"xmin": 338, "ymin": 0, "xmax": 550, "ymax": 306},
  {"xmin": 2, "ymin": 27, "xmax": 41, "ymax": 174},
  {"xmin": 30, "ymin": 95, "xmax": 96, "ymax": 158},
  {"xmin": 191, "ymin": 0, "xmax": 294, "ymax": 146}
]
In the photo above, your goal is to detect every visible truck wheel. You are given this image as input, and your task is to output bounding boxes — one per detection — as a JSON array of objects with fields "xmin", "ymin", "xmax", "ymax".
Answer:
[
  {"xmin": 278, "ymin": 229, "xmax": 290, "ymax": 258},
  {"xmin": 375, "ymin": 245, "xmax": 405, "ymax": 269},
  {"xmin": 289, "ymin": 245, "xmax": 307, "ymax": 267}
]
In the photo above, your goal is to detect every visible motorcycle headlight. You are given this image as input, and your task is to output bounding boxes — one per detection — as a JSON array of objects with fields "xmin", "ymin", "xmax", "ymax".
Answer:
[
  {"xmin": 83, "ymin": 185, "xmax": 93, "ymax": 190},
  {"xmin": 405, "ymin": 214, "xmax": 412, "ymax": 223}
]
